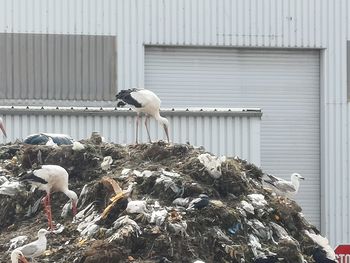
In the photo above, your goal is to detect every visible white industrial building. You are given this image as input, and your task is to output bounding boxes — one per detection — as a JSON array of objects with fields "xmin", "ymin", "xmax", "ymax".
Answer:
[{"xmin": 0, "ymin": 0, "xmax": 349, "ymax": 247}]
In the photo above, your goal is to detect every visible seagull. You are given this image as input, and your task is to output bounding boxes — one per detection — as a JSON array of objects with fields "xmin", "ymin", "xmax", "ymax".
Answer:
[
  {"xmin": 264, "ymin": 173, "xmax": 305, "ymax": 196},
  {"xmin": 19, "ymin": 165, "xmax": 78, "ymax": 230},
  {"xmin": 187, "ymin": 194, "xmax": 209, "ymax": 210},
  {"xmin": 10, "ymin": 249, "xmax": 29, "ymax": 263},
  {"xmin": 14, "ymin": 229, "xmax": 48, "ymax": 263},
  {"xmin": 116, "ymin": 88, "xmax": 170, "ymax": 143},
  {"xmin": 0, "ymin": 117, "xmax": 7, "ymax": 137}
]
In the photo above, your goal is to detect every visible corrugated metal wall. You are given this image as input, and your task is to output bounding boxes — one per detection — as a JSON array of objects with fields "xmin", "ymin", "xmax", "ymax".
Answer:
[
  {"xmin": 0, "ymin": 107, "xmax": 261, "ymax": 165},
  {"xmin": 0, "ymin": 33, "xmax": 117, "ymax": 106},
  {"xmin": 0, "ymin": 0, "xmax": 349, "ymax": 245}
]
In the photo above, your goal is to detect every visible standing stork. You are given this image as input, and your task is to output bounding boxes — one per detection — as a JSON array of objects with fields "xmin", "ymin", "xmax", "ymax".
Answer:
[
  {"xmin": 19, "ymin": 165, "xmax": 78, "ymax": 230},
  {"xmin": 0, "ymin": 117, "xmax": 7, "ymax": 137},
  {"xmin": 116, "ymin": 88, "xmax": 170, "ymax": 144}
]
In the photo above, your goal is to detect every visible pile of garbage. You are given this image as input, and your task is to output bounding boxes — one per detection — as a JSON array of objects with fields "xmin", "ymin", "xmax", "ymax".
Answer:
[{"xmin": 0, "ymin": 134, "xmax": 333, "ymax": 262}]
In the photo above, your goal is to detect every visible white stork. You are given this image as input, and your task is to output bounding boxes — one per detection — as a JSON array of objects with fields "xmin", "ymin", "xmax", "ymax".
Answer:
[
  {"xmin": 0, "ymin": 117, "xmax": 7, "ymax": 137},
  {"xmin": 11, "ymin": 229, "xmax": 48, "ymax": 263},
  {"xmin": 20, "ymin": 165, "xmax": 78, "ymax": 230},
  {"xmin": 116, "ymin": 88, "xmax": 170, "ymax": 143}
]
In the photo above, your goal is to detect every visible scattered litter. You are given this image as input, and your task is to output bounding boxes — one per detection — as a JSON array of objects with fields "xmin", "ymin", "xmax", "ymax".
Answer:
[
  {"xmin": 187, "ymin": 194, "xmax": 209, "ymax": 210},
  {"xmin": 101, "ymin": 156, "xmax": 113, "ymax": 171},
  {"xmin": 72, "ymin": 141, "xmax": 85, "ymax": 151},
  {"xmin": 8, "ymin": 235, "xmax": 28, "ymax": 250},
  {"xmin": 150, "ymin": 209, "xmax": 168, "ymax": 226},
  {"xmin": 198, "ymin": 153, "xmax": 226, "ymax": 179},
  {"xmin": 240, "ymin": 200, "xmax": 255, "ymax": 215},
  {"xmin": 172, "ymin": 197, "xmax": 190, "ymax": 207},
  {"xmin": 0, "ymin": 138, "xmax": 331, "ymax": 262},
  {"xmin": 228, "ymin": 223, "xmax": 241, "ymax": 236},
  {"xmin": 0, "ymin": 180, "xmax": 21, "ymax": 196},
  {"xmin": 126, "ymin": 200, "xmax": 148, "ymax": 214}
]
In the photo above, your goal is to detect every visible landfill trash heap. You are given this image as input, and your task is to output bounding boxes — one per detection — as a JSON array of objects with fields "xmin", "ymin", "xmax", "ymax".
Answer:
[{"xmin": 0, "ymin": 135, "xmax": 330, "ymax": 263}]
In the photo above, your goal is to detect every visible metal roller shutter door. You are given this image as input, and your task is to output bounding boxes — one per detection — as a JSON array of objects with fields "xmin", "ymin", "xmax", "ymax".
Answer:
[{"xmin": 145, "ymin": 47, "xmax": 320, "ymax": 228}]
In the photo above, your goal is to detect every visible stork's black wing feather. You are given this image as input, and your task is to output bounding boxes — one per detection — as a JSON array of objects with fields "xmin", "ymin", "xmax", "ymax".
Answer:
[
  {"xmin": 24, "ymin": 134, "xmax": 49, "ymax": 145},
  {"xmin": 115, "ymin": 89, "xmax": 142, "ymax": 108},
  {"xmin": 19, "ymin": 171, "xmax": 48, "ymax": 184}
]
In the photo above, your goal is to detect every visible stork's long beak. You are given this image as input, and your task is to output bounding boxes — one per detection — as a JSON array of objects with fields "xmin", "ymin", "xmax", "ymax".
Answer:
[
  {"xmin": 19, "ymin": 255, "xmax": 29, "ymax": 263},
  {"xmin": 164, "ymin": 124, "xmax": 170, "ymax": 143},
  {"xmin": 0, "ymin": 121, "xmax": 7, "ymax": 138},
  {"xmin": 72, "ymin": 201, "xmax": 77, "ymax": 216}
]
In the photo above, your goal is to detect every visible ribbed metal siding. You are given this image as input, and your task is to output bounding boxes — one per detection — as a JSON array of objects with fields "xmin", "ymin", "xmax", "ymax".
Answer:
[
  {"xmin": 0, "ymin": 0, "xmax": 348, "ymax": 246},
  {"xmin": 145, "ymin": 47, "xmax": 320, "ymax": 228},
  {"xmin": 0, "ymin": 108, "xmax": 261, "ymax": 165},
  {"xmin": 0, "ymin": 33, "xmax": 117, "ymax": 105}
]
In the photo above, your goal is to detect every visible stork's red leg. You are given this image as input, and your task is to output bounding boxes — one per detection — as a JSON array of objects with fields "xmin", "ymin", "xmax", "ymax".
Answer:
[
  {"xmin": 46, "ymin": 192, "xmax": 54, "ymax": 230},
  {"xmin": 144, "ymin": 115, "xmax": 152, "ymax": 143}
]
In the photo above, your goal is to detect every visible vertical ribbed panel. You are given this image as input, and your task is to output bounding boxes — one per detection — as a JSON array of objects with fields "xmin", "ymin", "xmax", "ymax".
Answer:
[
  {"xmin": 0, "ymin": 109, "xmax": 261, "ymax": 166},
  {"xmin": 0, "ymin": 33, "xmax": 117, "ymax": 104},
  {"xmin": 0, "ymin": 0, "xmax": 348, "ymax": 246}
]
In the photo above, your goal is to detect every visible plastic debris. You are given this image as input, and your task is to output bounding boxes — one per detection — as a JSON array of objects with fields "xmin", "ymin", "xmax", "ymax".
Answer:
[
  {"xmin": 198, "ymin": 153, "xmax": 226, "ymax": 179},
  {"xmin": 187, "ymin": 194, "xmax": 209, "ymax": 210},
  {"xmin": 72, "ymin": 141, "xmax": 85, "ymax": 151},
  {"xmin": 155, "ymin": 174, "xmax": 181, "ymax": 194},
  {"xmin": 126, "ymin": 200, "xmax": 148, "ymax": 214},
  {"xmin": 248, "ymin": 194, "xmax": 268, "ymax": 208},
  {"xmin": 228, "ymin": 223, "xmax": 242, "ymax": 236},
  {"xmin": 150, "ymin": 209, "xmax": 168, "ymax": 226},
  {"xmin": 0, "ymin": 180, "xmax": 21, "ymax": 196},
  {"xmin": 101, "ymin": 156, "xmax": 113, "ymax": 171},
  {"xmin": 172, "ymin": 197, "xmax": 190, "ymax": 207},
  {"xmin": 107, "ymin": 215, "xmax": 142, "ymax": 242},
  {"xmin": 305, "ymin": 230, "xmax": 336, "ymax": 260},
  {"xmin": 240, "ymin": 200, "xmax": 255, "ymax": 215},
  {"xmin": 8, "ymin": 235, "xmax": 28, "ymax": 250}
]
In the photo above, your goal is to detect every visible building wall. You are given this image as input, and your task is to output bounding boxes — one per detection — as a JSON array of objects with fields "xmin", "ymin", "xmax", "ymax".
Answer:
[
  {"xmin": 0, "ymin": 107, "xmax": 262, "ymax": 166},
  {"xmin": 0, "ymin": 0, "xmax": 349, "ymax": 245}
]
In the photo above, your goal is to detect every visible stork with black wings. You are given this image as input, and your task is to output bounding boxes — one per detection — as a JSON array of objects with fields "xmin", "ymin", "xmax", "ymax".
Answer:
[{"xmin": 116, "ymin": 88, "xmax": 170, "ymax": 144}]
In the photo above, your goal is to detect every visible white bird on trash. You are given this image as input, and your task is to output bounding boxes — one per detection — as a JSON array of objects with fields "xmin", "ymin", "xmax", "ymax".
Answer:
[
  {"xmin": 0, "ymin": 117, "xmax": 7, "ymax": 137},
  {"xmin": 11, "ymin": 229, "xmax": 49, "ymax": 263},
  {"xmin": 116, "ymin": 88, "xmax": 170, "ymax": 143},
  {"xmin": 10, "ymin": 249, "xmax": 28, "ymax": 263},
  {"xmin": 19, "ymin": 165, "xmax": 78, "ymax": 230},
  {"xmin": 264, "ymin": 173, "xmax": 305, "ymax": 196}
]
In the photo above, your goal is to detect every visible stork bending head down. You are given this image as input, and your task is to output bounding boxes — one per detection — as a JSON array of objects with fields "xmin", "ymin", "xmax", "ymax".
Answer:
[
  {"xmin": 20, "ymin": 165, "xmax": 78, "ymax": 230},
  {"xmin": 116, "ymin": 88, "xmax": 170, "ymax": 144}
]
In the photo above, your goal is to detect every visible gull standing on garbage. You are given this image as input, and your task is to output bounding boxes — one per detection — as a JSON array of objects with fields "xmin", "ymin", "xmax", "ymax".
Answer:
[
  {"xmin": 10, "ymin": 249, "xmax": 29, "ymax": 263},
  {"xmin": 264, "ymin": 172, "xmax": 305, "ymax": 196},
  {"xmin": 116, "ymin": 88, "xmax": 170, "ymax": 143},
  {"xmin": 0, "ymin": 117, "xmax": 7, "ymax": 137},
  {"xmin": 20, "ymin": 165, "xmax": 78, "ymax": 230},
  {"xmin": 12, "ymin": 229, "xmax": 48, "ymax": 263}
]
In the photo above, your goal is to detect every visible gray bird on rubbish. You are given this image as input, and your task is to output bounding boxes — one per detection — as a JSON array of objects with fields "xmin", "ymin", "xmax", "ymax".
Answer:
[{"xmin": 12, "ymin": 229, "xmax": 49, "ymax": 263}]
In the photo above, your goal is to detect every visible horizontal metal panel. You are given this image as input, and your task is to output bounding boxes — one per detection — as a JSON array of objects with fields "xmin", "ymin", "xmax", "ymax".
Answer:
[{"xmin": 0, "ymin": 108, "xmax": 261, "ymax": 166}]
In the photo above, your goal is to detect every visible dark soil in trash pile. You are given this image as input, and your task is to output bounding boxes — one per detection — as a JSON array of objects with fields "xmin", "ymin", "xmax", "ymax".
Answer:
[{"xmin": 0, "ymin": 137, "xmax": 324, "ymax": 263}]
